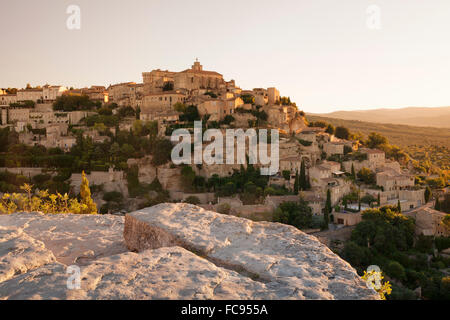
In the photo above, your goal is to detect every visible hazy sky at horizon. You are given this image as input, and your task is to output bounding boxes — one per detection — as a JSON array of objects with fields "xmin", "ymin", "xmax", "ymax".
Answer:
[{"xmin": 1, "ymin": 0, "xmax": 449, "ymax": 113}]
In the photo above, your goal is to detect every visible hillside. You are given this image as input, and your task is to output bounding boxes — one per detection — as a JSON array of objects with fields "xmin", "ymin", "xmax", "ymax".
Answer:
[
  {"xmin": 306, "ymin": 115, "xmax": 450, "ymax": 170},
  {"xmin": 312, "ymin": 107, "xmax": 450, "ymax": 129}
]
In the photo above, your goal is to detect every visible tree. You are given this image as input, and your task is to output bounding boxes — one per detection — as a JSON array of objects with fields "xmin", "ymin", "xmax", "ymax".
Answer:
[
  {"xmin": 294, "ymin": 170, "xmax": 299, "ymax": 194},
  {"xmin": 299, "ymin": 159, "xmax": 307, "ymax": 191},
  {"xmin": 357, "ymin": 167, "xmax": 376, "ymax": 185},
  {"xmin": 440, "ymin": 193, "xmax": 450, "ymax": 214},
  {"xmin": 325, "ymin": 124, "xmax": 335, "ymax": 135},
  {"xmin": 181, "ymin": 166, "xmax": 196, "ymax": 191},
  {"xmin": 397, "ymin": 199, "xmax": 402, "ymax": 213},
  {"xmin": 361, "ymin": 194, "xmax": 376, "ymax": 207},
  {"xmin": 424, "ymin": 186, "xmax": 432, "ymax": 203},
  {"xmin": 386, "ymin": 261, "xmax": 406, "ymax": 281},
  {"xmin": 351, "ymin": 208, "xmax": 415, "ymax": 254},
  {"xmin": 273, "ymin": 200, "xmax": 313, "ymax": 230},
  {"xmin": 351, "ymin": 163, "xmax": 356, "ymax": 180},
  {"xmin": 151, "ymin": 138, "xmax": 173, "ymax": 166},
  {"xmin": 79, "ymin": 171, "xmax": 97, "ymax": 214},
  {"xmin": 366, "ymin": 132, "xmax": 388, "ymax": 149},
  {"xmin": 324, "ymin": 189, "xmax": 331, "ymax": 229},
  {"xmin": 335, "ymin": 126, "xmax": 350, "ymax": 140},
  {"xmin": 282, "ymin": 170, "xmax": 291, "ymax": 181},
  {"xmin": 435, "ymin": 197, "xmax": 441, "ymax": 211}
]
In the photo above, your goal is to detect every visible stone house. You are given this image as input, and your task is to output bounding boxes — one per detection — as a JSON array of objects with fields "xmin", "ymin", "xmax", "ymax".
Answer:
[
  {"xmin": 17, "ymin": 89, "xmax": 43, "ymax": 102},
  {"xmin": 323, "ymin": 141, "xmax": 344, "ymax": 156},
  {"xmin": 42, "ymin": 85, "xmax": 67, "ymax": 102},
  {"xmin": 405, "ymin": 207, "xmax": 450, "ymax": 237},
  {"xmin": 0, "ymin": 94, "xmax": 18, "ymax": 106},
  {"xmin": 142, "ymin": 91, "xmax": 187, "ymax": 112}
]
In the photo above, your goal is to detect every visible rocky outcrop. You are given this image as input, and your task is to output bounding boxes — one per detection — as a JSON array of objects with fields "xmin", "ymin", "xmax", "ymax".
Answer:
[
  {"xmin": 0, "ymin": 204, "xmax": 378, "ymax": 300},
  {"xmin": 124, "ymin": 203, "xmax": 379, "ymax": 300},
  {"xmin": 0, "ymin": 226, "xmax": 55, "ymax": 283}
]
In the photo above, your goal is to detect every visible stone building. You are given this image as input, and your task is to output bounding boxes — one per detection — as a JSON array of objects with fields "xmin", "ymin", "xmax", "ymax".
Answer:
[
  {"xmin": 142, "ymin": 91, "xmax": 187, "ymax": 112},
  {"xmin": 17, "ymin": 89, "xmax": 43, "ymax": 102},
  {"xmin": 267, "ymin": 87, "xmax": 280, "ymax": 104},
  {"xmin": 174, "ymin": 60, "xmax": 225, "ymax": 91},
  {"xmin": 0, "ymin": 94, "xmax": 18, "ymax": 106},
  {"xmin": 360, "ymin": 148, "xmax": 385, "ymax": 165},
  {"xmin": 405, "ymin": 207, "xmax": 450, "ymax": 237},
  {"xmin": 42, "ymin": 85, "xmax": 67, "ymax": 102}
]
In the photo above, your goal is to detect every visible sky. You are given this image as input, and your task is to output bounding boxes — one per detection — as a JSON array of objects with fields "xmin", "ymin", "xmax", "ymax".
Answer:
[{"xmin": 1, "ymin": 0, "xmax": 449, "ymax": 113}]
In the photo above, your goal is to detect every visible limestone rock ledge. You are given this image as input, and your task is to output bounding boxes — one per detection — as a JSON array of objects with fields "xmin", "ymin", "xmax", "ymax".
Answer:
[
  {"xmin": 0, "ymin": 205, "xmax": 379, "ymax": 300},
  {"xmin": 124, "ymin": 203, "xmax": 379, "ymax": 300}
]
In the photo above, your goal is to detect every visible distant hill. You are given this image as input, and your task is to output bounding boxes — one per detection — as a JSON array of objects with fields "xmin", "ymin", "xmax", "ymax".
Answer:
[
  {"xmin": 312, "ymin": 107, "xmax": 450, "ymax": 128},
  {"xmin": 306, "ymin": 115, "xmax": 450, "ymax": 170}
]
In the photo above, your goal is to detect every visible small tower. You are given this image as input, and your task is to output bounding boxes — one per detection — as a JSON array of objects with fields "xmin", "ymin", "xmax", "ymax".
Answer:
[{"xmin": 192, "ymin": 58, "xmax": 203, "ymax": 71}]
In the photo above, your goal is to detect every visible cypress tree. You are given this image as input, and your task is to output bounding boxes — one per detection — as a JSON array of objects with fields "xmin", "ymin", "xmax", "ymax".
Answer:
[
  {"xmin": 424, "ymin": 186, "xmax": 432, "ymax": 203},
  {"xmin": 397, "ymin": 199, "xmax": 402, "ymax": 213},
  {"xmin": 435, "ymin": 197, "xmax": 441, "ymax": 211},
  {"xmin": 299, "ymin": 159, "xmax": 306, "ymax": 191},
  {"xmin": 351, "ymin": 163, "xmax": 356, "ymax": 180},
  {"xmin": 377, "ymin": 193, "xmax": 381, "ymax": 206},
  {"xmin": 80, "ymin": 171, "xmax": 98, "ymax": 214},
  {"xmin": 294, "ymin": 170, "xmax": 299, "ymax": 194},
  {"xmin": 324, "ymin": 189, "xmax": 331, "ymax": 229}
]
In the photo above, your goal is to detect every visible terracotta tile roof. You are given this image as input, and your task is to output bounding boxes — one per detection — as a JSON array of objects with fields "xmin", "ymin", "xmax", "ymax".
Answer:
[{"xmin": 180, "ymin": 69, "xmax": 223, "ymax": 77}]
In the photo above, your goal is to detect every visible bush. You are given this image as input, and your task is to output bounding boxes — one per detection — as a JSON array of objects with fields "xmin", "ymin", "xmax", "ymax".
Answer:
[
  {"xmin": 151, "ymin": 138, "xmax": 173, "ymax": 166},
  {"xmin": 388, "ymin": 283, "xmax": 417, "ymax": 300},
  {"xmin": 53, "ymin": 95, "xmax": 100, "ymax": 111},
  {"xmin": 217, "ymin": 203, "xmax": 231, "ymax": 215},
  {"xmin": 185, "ymin": 196, "xmax": 201, "ymax": 205},
  {"xmin": 435, "ymin": 237, "xmax": 450, "ymax": 252},
  {"xmin": 273, "ymin": 200, "xmax": 312, "ymax": 229},
  {"xmin": 386, "ymin": 261, "xmax": 406, "ymax": 281},
  {"xmin": 102, "ymin": 191, "xmax": 123, "ymax": 203}
]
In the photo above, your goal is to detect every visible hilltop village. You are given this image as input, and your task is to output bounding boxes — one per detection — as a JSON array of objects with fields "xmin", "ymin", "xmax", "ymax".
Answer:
[{"xmin": 0, "ymin": 60, "xmax": 448, "ymax": 237}]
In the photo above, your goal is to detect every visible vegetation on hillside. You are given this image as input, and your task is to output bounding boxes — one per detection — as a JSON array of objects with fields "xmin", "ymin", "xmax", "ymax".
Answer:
[
  {"xmin": 307, "ymin": 115, "xmax": 450, "ymax": 173},
  {"xmin": 0, "ymin": 173, "xmax": 97, "ymax": 215},
  {"xmin": 339, "ymin": 206, "xmax": 450, "ymax": 300}
]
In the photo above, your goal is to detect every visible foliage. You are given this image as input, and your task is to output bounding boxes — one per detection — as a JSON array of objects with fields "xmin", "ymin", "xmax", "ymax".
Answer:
[
  {"xmin": 357, "ymin": 167, "xmax": 376, "ymax": 185},
  {"xmin": 282, "ymin": 170, "xmax": 291, "ymax": 181},
  {"xmin": 162, "ymin": 82, "xmax": 174, "ymax": 91},
  {"xmin": 178, "ymin": 105, "xmax": 201, "ymax": 122},
  {"xmin": 204, "ymin": 91, "xmax": 218, "ymax": 98},
  {"xmin": 297, "ymin": 138, "xmax": 312, "ymax": 147},
  {"xmin": 366, "ymin": 132, "xmax": 388, "ymax": 149},
  {"xmin": 151, "ymin": 138, "xmax": 173, "ymax": 166},
  {"xmin": 273, "ymin": 200, "xmax": 312, "ymax": 229},
  {"xmin": 323, "ymin": 189, "xmax": 331, "ymax": 229},
  {"xmin": 424, "ymin": 186, "xmax": 432, "ymax": 203},
  {"xmin": 53, "ymin": 95, "xmax": 100, "ymax": 111},
  {"xmin": 185, "ymin": 196, "xmax": 201, "ymax": 205},
  {"xmin": 0, "ymin": 183, "xmax": 95, "ymax": 215},
  {"xmin": 351, "ymin": 208, "xmax": 415, "ymax": 254},
  {"xmin": 334, "ymin": 126, "xmax": 350, "ymax": 140},
  {"xmin": 325, "ymin": 124, "xmax": 335, "ymax": 135},
  {"xmin": 117, "ymin": 106, "xmax": 136, "ymax": 118},
  {"xmin": 307, "ymin": 115, "xmax": 450, "ymax": 172},
  {"xmin": 216, "ymin": 203, "xmax": 231, "ymax": 215},
  {"xmin": 240, "ymin": 94, "xmax": 255, "ymax": 104},
  {"xmin": 79, "ymin": 171, "xmax": 98, "ymax": 214}
]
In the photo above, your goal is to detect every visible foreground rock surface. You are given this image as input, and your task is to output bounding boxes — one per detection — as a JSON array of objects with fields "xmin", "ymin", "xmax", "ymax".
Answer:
[
  {"xmin": 124, "ymin": 203, "xmax": 379, "ymax": 300},
  {"xmin": 1, "ymin": 247, "xmax": 279, "ymax": 300},
  {"xmin": 0, "ymin": 212, "xmax": 126, "ymax": 266},
  {"xmin": 0, "ymin": 226, "xmax": 55, "ymax": 283},
  {"xmin": 0, "ymin": 205, "xmax": 378, "ymax": 300}
]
